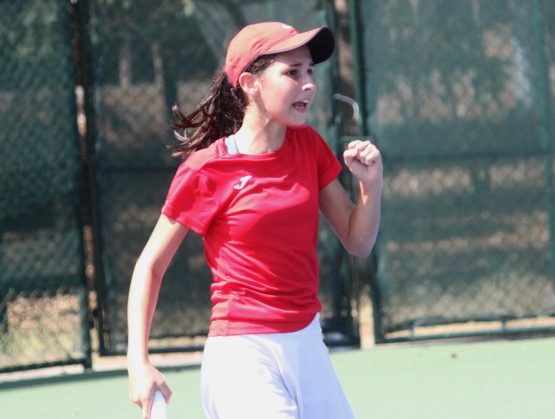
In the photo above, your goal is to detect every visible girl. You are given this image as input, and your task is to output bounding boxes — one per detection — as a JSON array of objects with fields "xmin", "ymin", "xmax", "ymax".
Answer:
[{"xmin": 127, "ymin": 21, "xmax": 382, "ymax": 419}]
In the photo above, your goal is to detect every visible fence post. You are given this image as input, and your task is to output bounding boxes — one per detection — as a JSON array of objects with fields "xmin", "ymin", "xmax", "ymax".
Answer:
[
  {"xmin": 347, "ymin": 0, "xmax": 368, "ymax": 137},
  {"xmin": 532, "ymin": 0, "xmax": 555, "ymax": 283},
  {"xmin": 346, "ymin": 0, "xmax": 385, "ymax": 343},
  {"xmin": 73, "ymin": 0, "xmax": 110, "ymax": 356}
]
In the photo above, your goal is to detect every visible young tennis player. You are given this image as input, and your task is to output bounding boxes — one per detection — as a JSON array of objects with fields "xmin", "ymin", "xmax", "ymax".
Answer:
[{"xmin": 127, "ymin": 21, "xmax": 382, "ymax": 419}]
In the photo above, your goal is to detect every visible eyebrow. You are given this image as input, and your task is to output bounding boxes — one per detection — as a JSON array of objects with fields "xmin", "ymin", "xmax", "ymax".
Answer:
[{"xmin": 287, "ymin": 62, "xmax": 315, "ymax": 67}]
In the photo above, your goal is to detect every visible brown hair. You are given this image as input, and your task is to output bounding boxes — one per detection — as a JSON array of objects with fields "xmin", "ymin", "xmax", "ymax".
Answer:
[{"xmin": 170, "ymin": 55, "xmax": 275, "ymax": 159}]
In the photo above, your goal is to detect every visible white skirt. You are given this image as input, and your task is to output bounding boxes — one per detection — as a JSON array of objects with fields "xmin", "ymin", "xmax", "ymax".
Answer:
[{"xmin": 201, "ymin": 314, "xmax": 355, "ymax": 419}]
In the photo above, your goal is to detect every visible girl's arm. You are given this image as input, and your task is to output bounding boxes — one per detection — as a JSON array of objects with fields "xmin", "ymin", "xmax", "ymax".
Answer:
[
  {"xmin": 127, "ymin": 214, "xmax": 189, "ymax": 419},
  {"xmin": 320, "ymin": 140, "xmax": 383, "ymax": 258}
]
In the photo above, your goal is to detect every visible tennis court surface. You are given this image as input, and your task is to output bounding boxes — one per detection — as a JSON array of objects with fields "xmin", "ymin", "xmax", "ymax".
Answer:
[{"xmin": 1, "ymin": 336, "xmax": 554, "ymax": 418}]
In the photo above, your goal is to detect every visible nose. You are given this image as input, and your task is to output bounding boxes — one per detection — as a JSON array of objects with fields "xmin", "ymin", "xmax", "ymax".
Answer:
[{"xmin": 302, "ymin": 75, "xmax": 316, "ymax": 92}]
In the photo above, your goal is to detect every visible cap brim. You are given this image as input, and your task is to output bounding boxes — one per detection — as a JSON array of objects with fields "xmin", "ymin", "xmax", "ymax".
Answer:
[{"xmin": 263, "ymin": 27, "xmax": 335, "ymax": 64}]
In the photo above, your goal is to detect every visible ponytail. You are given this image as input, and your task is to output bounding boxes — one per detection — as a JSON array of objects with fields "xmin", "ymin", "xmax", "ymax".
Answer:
[
  {"xmin": 170, "ymin": 55, "xmax": 276, "ymax": 160},
  {"xmin": 170, "ymin": 70, "xmax": 246, "ymax": 159}
]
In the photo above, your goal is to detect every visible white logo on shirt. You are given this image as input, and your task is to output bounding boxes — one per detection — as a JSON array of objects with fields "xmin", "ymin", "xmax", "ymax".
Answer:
[{"xmin": 233, "ymin": 175, "xmax": 252, "ymax": 190}]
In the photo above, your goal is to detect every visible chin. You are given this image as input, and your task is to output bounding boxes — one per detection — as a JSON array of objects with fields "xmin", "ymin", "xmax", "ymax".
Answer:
[{"xmin": 286, "ymin": 116, "xmax": 309, "ymax": 127}]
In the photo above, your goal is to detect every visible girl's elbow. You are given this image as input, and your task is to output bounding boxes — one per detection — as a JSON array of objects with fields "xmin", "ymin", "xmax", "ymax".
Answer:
[
  {"xmin": 349, "ymin": 247, "xmax": 372, "ymax": 258},
  {"xmin": 345, "ymin": 240, "xmax": 374, "ymax": 258}
]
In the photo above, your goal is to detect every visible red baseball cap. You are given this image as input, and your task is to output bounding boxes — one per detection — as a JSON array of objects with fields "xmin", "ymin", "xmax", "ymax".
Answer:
[{"xmin": 225, "ymin": 22, "xmax": 335, "ymax": 87}]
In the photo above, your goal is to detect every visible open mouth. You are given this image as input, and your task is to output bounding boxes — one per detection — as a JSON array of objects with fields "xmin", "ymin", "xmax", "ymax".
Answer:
[{"xmin": 292, "ymin": 100, "xmax": 310, "ymax": 111}]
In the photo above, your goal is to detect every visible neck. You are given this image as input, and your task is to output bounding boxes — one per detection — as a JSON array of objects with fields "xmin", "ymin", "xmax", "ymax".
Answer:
[{"xmin": 234, "ymin": 112, "xmax": 287, "ymax": 155}]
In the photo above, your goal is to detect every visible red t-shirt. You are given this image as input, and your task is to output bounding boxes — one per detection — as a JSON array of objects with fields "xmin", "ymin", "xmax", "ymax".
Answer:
[{"xmin": 162, "ymin": 125, "xmax": 342, "ymax": 336}]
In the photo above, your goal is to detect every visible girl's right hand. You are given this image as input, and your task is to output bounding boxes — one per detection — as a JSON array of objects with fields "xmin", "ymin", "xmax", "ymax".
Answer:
[{"xmin": 128, "ymin": 360, "xmax": 172, "ymax": 419}]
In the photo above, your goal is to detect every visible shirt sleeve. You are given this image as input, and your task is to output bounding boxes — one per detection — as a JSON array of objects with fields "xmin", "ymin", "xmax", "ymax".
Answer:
[
  {"xmin": 312, "ymin": 129, "xmax": 342, "ymax": 190},
  {"xmin": 162, "ymin": 161, "xmax": 220, "ymax": 235}
]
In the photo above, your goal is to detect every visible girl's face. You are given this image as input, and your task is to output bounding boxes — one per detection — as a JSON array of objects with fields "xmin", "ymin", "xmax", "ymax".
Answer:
[{"xmin": 253, "ymin": 46, "xmax": 317, "ymax": 127}]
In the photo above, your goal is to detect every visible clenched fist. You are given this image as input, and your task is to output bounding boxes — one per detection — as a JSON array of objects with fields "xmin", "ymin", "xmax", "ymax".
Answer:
[{"xmin": 343, "ymin": 140, "xmax": 383, "ymax": 187}]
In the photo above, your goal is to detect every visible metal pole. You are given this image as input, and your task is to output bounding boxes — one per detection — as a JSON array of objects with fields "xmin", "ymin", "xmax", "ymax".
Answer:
[
  {"xmin": 347, "ymin": 0, "xmax": 369, "ymax": 136},
  {"xmin": 532, "ymin": 0, "xmax": 555, "ymax": 284},
  {"xmin": 74, "ymin": 0, "xmax": 110, "ymax": 357},
  {"xmin": 347, "ymin": 0, "xmax": 385, "ymax": 343},
  {"xmin": 325, "ymin": 0, "xmax": 356, "ymax": 343}
]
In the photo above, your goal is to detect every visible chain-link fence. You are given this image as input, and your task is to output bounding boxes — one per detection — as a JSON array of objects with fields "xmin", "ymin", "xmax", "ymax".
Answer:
[
  {"xmin": 0, "ymin": 0, "xmax": 352, "ymax": 374},
  {"xmin": 353, "ymin": 0, "xmax": 555, "ymax": 341},
  {"xmin": 5, "ymin": 0, "xmax": 554, "ymax": 375},
  {"xmin": 86, "ymin": 0, "xmax": 353, "ymax": 355},
  {"xmin": 0, "ymin": 1, "xmax": 91, "ymax": 372}
]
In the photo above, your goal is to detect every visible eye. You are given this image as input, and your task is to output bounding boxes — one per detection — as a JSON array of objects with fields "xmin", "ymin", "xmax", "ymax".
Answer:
[
  {"xmin": 287, "ymin": 68, "xmax": 299, "ymax": 77},
  {"xmin": 307, "ymin": 68, "xmax": 314, "ymax": 76}
]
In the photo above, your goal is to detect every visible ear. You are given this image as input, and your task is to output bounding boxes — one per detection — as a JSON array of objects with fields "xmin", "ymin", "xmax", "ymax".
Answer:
[{"xmin": 237, "ymin": 72, "xmax": 259, "ymax": 97}]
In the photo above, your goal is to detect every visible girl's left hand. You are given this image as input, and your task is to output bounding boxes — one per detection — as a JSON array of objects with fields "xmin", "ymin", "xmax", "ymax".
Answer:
[{"xmin": 343, "ymin": 140, "xmax": 383, "ymax": 187}]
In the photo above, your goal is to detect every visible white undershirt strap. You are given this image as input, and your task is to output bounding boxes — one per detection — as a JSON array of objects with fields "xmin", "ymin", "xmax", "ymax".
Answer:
[{"xmin": 225, "ymin": 135, "xmax": 239, "ymax": 155}]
